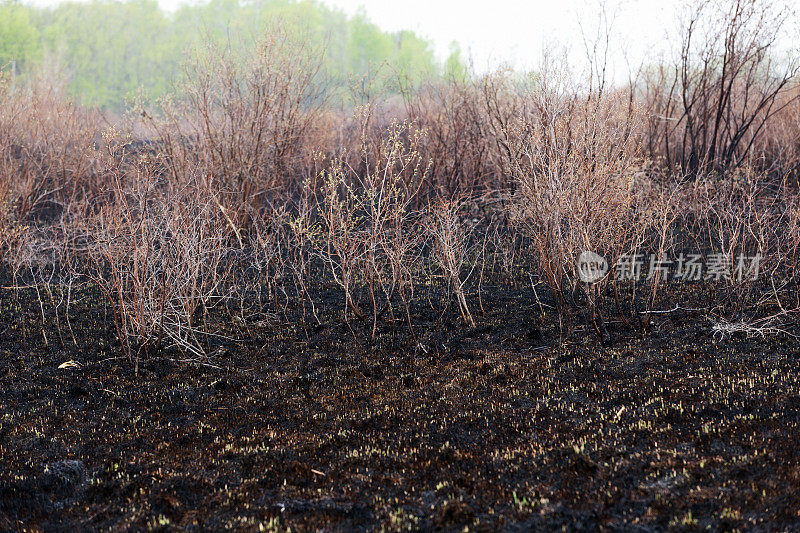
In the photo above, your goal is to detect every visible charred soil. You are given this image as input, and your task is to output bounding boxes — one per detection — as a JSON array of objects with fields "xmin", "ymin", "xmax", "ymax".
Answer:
[{"xmin": 1, "ymin": 282, "xmax": 799, "ymax": 531}]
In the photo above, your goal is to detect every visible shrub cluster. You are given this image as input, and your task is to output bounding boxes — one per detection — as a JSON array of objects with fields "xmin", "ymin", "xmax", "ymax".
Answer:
[{"xmin": 1, "ymin": 15, "xmax": 799, "ymax": 362}]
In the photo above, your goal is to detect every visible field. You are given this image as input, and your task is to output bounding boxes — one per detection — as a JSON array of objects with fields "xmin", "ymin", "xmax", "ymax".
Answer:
[
  {"xmin": 3, "ymin": 0, "xmax": 800, "ymax": 530},
  {"xmin": 2, "ymin": 282, "xmax": 800, "ymax": 531}
]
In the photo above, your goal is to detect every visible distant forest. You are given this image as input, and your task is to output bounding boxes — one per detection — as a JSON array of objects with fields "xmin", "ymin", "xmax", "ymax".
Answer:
[{"xmin": 0, "ymin": 0, "xmax": 466, "ymax": 109}]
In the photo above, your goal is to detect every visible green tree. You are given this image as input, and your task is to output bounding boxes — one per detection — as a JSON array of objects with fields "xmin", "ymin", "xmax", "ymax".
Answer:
[
  {"xmin": 0, "ymin": 0, "xmax": 39, "ymax": 73},
  {"xmin": 393, "ymin": 30, "xmax": 436, "ymax": 86},
  {"xmin": 444, "ymin": 41, "xmax": 468, "ymax": 81},
  {"xmin": 39, "ymin": 0, "xmax": 178, "ymax": 107},
  {"xmin": 8, "ymin": 0, "xmax": 448, "ymax": 108},
  {"xmin": 346, "ymin": 8, "xmax": 393, "ymax": 77}
]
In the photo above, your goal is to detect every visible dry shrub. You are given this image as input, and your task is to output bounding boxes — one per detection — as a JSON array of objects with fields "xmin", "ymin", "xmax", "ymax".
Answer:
[
  {"xmin": 318, "ymin": 118, "xmax": 428, "ymax": 337},
  {"xmin": 501, "ymin": 70, "xmax": 645, "ymax": 334},
  {"xmin": 246, "ymin": 203, "xmax": 291, "ymax": 315},
  {"xmin": 0, "ymin": 71, "xmax": 101, "ymax": 346},
  {"xmin": 0, "ymin": 71, "xmax": 98, "ymax": 257},
  {"xmin": 424, "ymin": 197, "xmax": 480, "ymax": 328},
  {"xmin": 629, "ymin": 179, "xmax": 685, "ymax": 327},
  {"xmin": 756, "ymin": 82, "xmax": 800, "ymax": 179},
  {"xmin": 2, "ymin": 215, "xmax": 80, "ymax": 345},
  {"xmin": 786, "ymin": 195, "xmax": 800, "ymax": 285},
  {"xmin": 3, "ymin": 3, "xmax": 800, "ymax": 355},
  {"xmin": 403, "ymin": 76, "xmax": 500, "ymax": 198},
  {"xmin": 85, "ymin": 140, "xmax": 235, "ymax": 365},
  {"xmin": 641, "ymin": 0, "xmax": 799, "ymax": 175},
  {"xmin": 139, "ymin": 30, "xmax": 326, "ymax": 227},
  {"xmin": 685, "ymin": 169, "xmax": 791, "ymax": 316}
]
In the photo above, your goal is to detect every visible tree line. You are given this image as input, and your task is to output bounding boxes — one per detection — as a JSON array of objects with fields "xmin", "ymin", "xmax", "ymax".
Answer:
[{"xmin": 0, "ymin": 0, "xmax": 465, "ymax": 109}]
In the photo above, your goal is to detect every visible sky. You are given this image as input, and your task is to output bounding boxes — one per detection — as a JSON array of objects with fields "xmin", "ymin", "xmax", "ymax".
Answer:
[
  {"xmin": 314, "ymin": 0, "xmax": 677, "ymax": 76},
  {"xmin": 23, "ymin": 0, "xmax": 798, "ymax": 81},
  {"xmin": 317, "ymin": 0, "xmax": 797, "ymax": 81}
]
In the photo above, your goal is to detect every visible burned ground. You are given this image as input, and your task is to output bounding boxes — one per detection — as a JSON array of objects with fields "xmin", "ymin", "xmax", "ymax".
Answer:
[{"xmin": 1, "ymin": 282, "xmax": 799, "ymax": 532}]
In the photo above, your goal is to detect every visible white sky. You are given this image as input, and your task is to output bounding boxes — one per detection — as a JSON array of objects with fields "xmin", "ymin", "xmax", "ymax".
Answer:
[
  {"xmin": 318, "ymin": 0, "xmax": 798, "ymax": 81},
  {"xmin": 24, "ymin": 0, "xmax": 798, "ymax": 80},
  {"xmin": 315, "ymin": 0, "xmax": 678, "ymax": 76}
]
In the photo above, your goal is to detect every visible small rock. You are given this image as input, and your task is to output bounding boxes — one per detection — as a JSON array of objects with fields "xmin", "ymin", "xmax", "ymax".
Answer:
[{"xmin": 44, "ymin": 460, "xmax": 86, "ymax": 487}]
